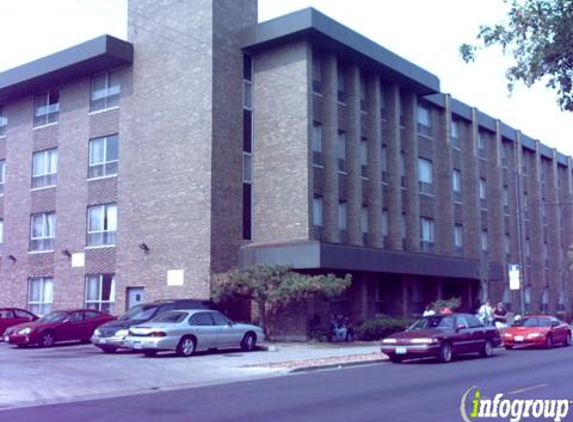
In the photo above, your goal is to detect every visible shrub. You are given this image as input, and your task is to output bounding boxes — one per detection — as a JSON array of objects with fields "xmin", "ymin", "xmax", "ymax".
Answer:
[
  {"xmin": 356, "ymin": 316, "xmax": 414, "ymax": 341},
  {"xmin": 430, "ymin": 297, "xmax": 461, "ymax": 313}
]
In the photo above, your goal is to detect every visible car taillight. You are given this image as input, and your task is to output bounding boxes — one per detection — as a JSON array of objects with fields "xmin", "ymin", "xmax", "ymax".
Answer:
[{"xmin": 149, "ymin": 331, "xmax": 166, "ymax": 337}]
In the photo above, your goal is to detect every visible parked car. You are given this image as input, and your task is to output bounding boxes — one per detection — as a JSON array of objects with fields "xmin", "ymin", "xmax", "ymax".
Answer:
[
  {"xmin": 503, "ymin": 315, "xmax": 571, "ymax": 349},
  {"xmin": 381, "ymin": 313, "xmax": 501, "ymax": 363},
  {"xmin": 4, "ymin": 309, "xmax": 115, "ymax": 348},
  {"xmin": 0, "ymin": 308, "xmax": 38, "ymax": 340},
  {"xmin": 124, "ymin": 309, "xmax": 264, "ymax": 357},
  {"xmin": 91, "ymin": 299, "xmax": 217, "ymax": 353}
]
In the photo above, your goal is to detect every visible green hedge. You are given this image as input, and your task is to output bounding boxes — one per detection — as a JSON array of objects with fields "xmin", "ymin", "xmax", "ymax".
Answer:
[{"xmin": 356, "ymin": 316, "xmax": 414, "ymax": 341}]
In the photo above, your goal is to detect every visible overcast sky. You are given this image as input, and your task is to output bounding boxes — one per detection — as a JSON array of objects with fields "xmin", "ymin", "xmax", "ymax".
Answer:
[{"xmin": 1, "ymin": 0, "xmax": 571, "ymax": 156}]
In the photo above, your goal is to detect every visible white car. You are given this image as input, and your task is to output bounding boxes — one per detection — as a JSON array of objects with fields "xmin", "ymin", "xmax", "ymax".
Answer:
[{"xmin": 124, "ymin": 309, "xmax": 265, "ymax": 357}]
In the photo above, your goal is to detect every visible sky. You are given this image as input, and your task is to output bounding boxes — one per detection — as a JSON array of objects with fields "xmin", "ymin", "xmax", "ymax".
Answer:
[{"xmin": 0, "ymin": 0, "xmax": 571, "ymax": 156}]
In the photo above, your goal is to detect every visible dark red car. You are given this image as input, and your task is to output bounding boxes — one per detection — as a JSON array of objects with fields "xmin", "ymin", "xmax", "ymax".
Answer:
[
  {"xmin": 381, "ymin": 313, "xmax": 501, "ymax": 363},
  {"xmin": 503, "ymin": 315, "xmax": 572, "ymax": 349},
  {"xmin": 0, "ymin": 308, "xmax": 38, "ymax": 338},
  {"xmin": 4, "ymin": 309, "xmax": 115, "ymax": 348}
]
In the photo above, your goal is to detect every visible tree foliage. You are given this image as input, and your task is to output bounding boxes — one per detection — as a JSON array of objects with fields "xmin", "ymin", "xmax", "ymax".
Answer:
[
  {"xmin": 460, "ymin": 0, "xmax": 573, "ymax": 111},
  {"xmin": 212, "ymin": 264, "xmax": 352, "ymax": 334}
]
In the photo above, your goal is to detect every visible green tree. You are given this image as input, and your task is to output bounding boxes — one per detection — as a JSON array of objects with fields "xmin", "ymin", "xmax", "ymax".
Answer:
[
  {"xmin": 212, "ymin": 264, "xmax": 352, "ymax": 336},
  {"xmin": 460, "ymin": 0, "xmax": 573, "ymax": 111}
]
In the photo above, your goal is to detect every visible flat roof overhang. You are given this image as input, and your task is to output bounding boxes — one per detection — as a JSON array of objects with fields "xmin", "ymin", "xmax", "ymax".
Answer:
[
  {"xmin": 0, "ymin": 35, "xmax": 133, "ymax": 103},
  {"xmin": 239, "ymin": 241, "xmax": 503, "ymax": 281},
  {"xmin": 242, "ymin": 8, "xmax": 440, "ymax": 96}
]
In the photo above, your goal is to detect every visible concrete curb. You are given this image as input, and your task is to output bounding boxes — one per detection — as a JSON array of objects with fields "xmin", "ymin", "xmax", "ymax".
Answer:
[{"xmin": 289, "ymin": 358, "xmax": 387, "ymax": 373}]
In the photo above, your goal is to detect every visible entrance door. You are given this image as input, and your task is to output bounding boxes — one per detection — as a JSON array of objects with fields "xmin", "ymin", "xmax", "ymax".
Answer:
[{"xmin": 126, "ymin": 287, "xmax": 145, "ymax": 310}]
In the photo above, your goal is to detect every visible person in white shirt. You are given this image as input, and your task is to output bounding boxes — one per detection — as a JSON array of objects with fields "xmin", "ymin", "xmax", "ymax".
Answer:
[
  {"xmin": 422, "ymin": 304, "xmax": 436, "ymax": 317},
  {"xmin": 478, "ymin": 300, "xmax": 494, "ymax": 326}
]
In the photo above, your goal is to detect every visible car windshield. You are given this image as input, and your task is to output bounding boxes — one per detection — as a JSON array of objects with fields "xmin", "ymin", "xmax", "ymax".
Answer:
[
  {"xmin": 152, "ymin": 311, "xmax": 188, "ymax": 324},
  {"xmin": 37, "ymin": 312, "xmax": 68, "ymax": 323},
  {"xmin": 118, "ymin": 305, "xmax": 158, "ymax": 322},
  {"xmin": 513, "ymin": 317, "xmax": 550, "ymax": 328},
  {"xmin": 408, "ymin": 316, "xmax": 456, "ymax": 331}
]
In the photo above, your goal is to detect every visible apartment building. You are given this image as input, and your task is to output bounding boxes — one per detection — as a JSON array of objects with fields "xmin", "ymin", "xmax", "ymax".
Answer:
[{"xmin": 0, "ymin": 1, "xmax": 570, "ymax": 336}]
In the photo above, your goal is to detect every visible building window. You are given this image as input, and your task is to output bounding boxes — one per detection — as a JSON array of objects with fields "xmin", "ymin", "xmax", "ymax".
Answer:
[
  {"xmin": 0, "ymin": 219, "xmax": 3, "ymax": 248},
  {"xmin": 479, "ymin": 178, "xmax": 487, "ymax": 205},
  {"xmin": 401, "ymin": 213, "xmax": 407, "ymax": 248},
  {"xmin": 0, "ymin": 160, "xmax": 5, "ymax": 195},
  {"xmin": 0, "ymin": 107, "xmax": 7, "ymax": 137},
  {"xmin": 242, "ymin": 184, "xmax": 252, "ymax": 240},
  {"xmin": 85, "ymin": 274, "xmax": 115, "ymax": 313},
  {"xmin": 32, "ymin": 148, "xmax": 57, "ymax": 189},
  {"xmin": 337, "ymin": 63, "xmax": 345, "ymax": 103},
  {"xmin": 504, "ymin": 234, "xmax": 511, "ymax": 257},
  {"xmin": 501, "ymin": 142, "xmax": 510, "ymax": 167},
  {"xmin": 360, "ymin": 137, "xmax": 368, "ymax": 178},
  {"xmin": 34, "ymin": 90, "xmax": 59, "ymax": 127},
  {"xmin": 313, "ymin": 196, "xmax": 323, "ymax": 239},
  {"xmin": 477, "ymin": 131, "xmax": 487, "ymax": 158},
  {"xmin": 28, "ymin": 277, "xmax": 54, "ymax": 316},
  {"xmin": 379, "ymin": 83, "xmax": 386, "ymax": 112},
  {"xmin": 420, "ymin": 217, "xmax": 434, "ymax": 253},
  {"xmin": 452, "ymin": 169, "xmax": 461, "ymax": 201},
  {"xmin": 242, "ymin": 153, "xmax": 252, "ymax": 183},
  {"xmin": 88, "ymin": 135, "xmax": 118, "ymax": 179},
  {"xmin": 90, "ymin": 70, "xmax": 120, "ymax": 112},
  {"xmin": 544, "ymin": 242, "xmax": 549, "ymax": 267},
  {"xmin": 312, "ymin": 55, "xmax": 322, "ymax": 94},
  {"xmin": 360, "ymin": 75, "xmax": 367, "ymax": 112},
  {"xmin": 503, "ymin": 186, "xmax": 510, "ymax": 214},
  {"xmin": 337, "ymin": 131, "xmax": 346, "ymax": 172},
  {"xmin": 381, "ymin": 145, "xmax": 388, "ymax": 183},
  {"xmin": 454, "ymin": 224, "xmax": 463, "ymax": 255},
  {"xmin": 361, "ymin": 206, "xmax": 369, "ymax": 245},
  {"xmin": 417, "ymin": 103, "xmax": 432, "ymax": 137},
  {"xmin": 382, "ymin": 209, "xmax": 389, "ymax": 245},
  {"xmin": 400, "ymin": 152, "xmax": 406, "ymax": 188},
  {"xmin": 450, "ymin": 119, "xmax": 460, "ymax": 149},
  {"xmin": 418, "ymin": 157, "xmax": 433, "ymax": 194},
  {"xmin": 243, "ymin": 54, "xmax": 253, "ymax": 241},
  {"xmin": 338, "ymin": 201, "xmax": 347, "ymax": 242},
  {"xmin": 30, "ymin": 212, "xmax": 56, "ymax": 251},
  {"xmin": 481, "ymin": 230, "xmax": 489, "ymax": 253},
  {"xmin": 87, "ymin": 204, "xmax": 117, "ymax": 246},
  {"xmin": 312, "ymin": 122, "xmax": 323, "ymax": 167},
  {"xmin": 525, "ymin": 238, "xmax": 531, "ymax": 264}
]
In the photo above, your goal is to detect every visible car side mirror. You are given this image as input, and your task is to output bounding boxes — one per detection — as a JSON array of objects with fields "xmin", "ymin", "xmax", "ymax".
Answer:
[{"xmin": 551, "ymin": 321, "xmax": 559, "ymax": 327}]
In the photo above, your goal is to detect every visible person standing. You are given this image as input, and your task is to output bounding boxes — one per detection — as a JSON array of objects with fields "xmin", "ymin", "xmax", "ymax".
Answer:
[
  {"xmin": 423, "ymin": 305, "xmax": 436, "ymax": 317},
  {"xmin": 493, "ymin": 302, "xmax": 508, "ymax": 329},
  {"xmin": 478, "ymin": 300, "xmax": 494, "ymax": 326}
]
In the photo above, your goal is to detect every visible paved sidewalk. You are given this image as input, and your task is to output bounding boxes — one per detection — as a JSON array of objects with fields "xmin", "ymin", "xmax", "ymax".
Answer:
[{"xmin": 0, "ymin": 341, "xmax": 384, "ymax": 410}]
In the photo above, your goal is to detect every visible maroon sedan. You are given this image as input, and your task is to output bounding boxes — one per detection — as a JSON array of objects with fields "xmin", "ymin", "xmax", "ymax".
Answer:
[
  {"xmin": 4, "ymin": 309, "xmax": 115, "ymax": 348},
  {"xmin": 0, "ymin": 308, "xmax": 38, "ymax": 339},
  {"xmin": 503, "ymin": 315, "xmax": 572, "ymax": 349},
  {"xmin": 381, "ymin": 313, "xmax": 501, "ymax": 363}
]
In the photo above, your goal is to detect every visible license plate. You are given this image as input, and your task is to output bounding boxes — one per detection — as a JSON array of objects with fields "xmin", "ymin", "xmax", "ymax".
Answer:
[
  {"xmin": 99, "ymin": 338, "xmax": 107, "ymax": 344},
  {"xmin": 4, "ymin": 336, "xmax": 8, "ymax": 342},
  {"xmin": 396, "ymin": 347, "xmax": 407, "ymax": 355},
  {"xmin": 515, "ymin": 336, "xmax": 524, "ymax": 342}
]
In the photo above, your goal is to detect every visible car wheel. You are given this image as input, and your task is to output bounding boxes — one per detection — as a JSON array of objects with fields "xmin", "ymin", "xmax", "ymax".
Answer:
[
  {"xmin": 545, "ymin": 334, "xmax": 553, "ymax": 349},
  {"xmin": 99, "ymin": 345, "xmax": 118, "ymax": 354},
  {"xmin": 176, "ymin": 336, "xmax": 196, "ymax": 357},
  {"xmin": 240, "ymin": 332, "xmax": 257, "ymax": 352},
  {"xmin": 565, "ymin": 332, "xmax": 572, "ymax": 347},
  {"xmin": 438, "ymin": 342, "xmax": 452, "ymax": 363},
  {"xmin": 389, "ymin": 355, "xmax": 403, "ymax": 364},
  {"xmin": 39, "ymin": 331, "xmax": 56, "ymax": 348},
  {"xmin": 480, "ymin": 339, "xmax": 494, "ymax": 358},
  {"xmin": 143, "ymin": 350, "xmax": 157, "ymax": 357}
]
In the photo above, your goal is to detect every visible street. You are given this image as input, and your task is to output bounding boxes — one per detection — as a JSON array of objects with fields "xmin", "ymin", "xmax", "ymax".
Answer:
[{"xmin": 3, "ymin": 346, "xmax": 573, "ymax": 422}]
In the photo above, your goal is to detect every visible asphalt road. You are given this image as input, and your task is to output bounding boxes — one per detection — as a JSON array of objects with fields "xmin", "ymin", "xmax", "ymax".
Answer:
[{"xmin": 3, "ymin": 346, "xmax": 573, "ymax": 422}]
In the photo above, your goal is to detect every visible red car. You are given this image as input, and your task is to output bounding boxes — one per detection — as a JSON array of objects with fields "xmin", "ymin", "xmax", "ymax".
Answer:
[
  {"xmin": 4, "ymin": 309, "xmax": 115, "ymax": 348},
  {"xmin": 0, "ymin": 308, "xmax": 38, "ymax": 338},
  {"xmin": 503, "ymin": 315, "xmax": 572, "ymax": 349}
]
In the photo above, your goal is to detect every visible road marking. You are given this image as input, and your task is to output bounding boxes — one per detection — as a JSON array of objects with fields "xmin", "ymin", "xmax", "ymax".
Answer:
[{"xmin": 508, "ymin": 383, "xmax": 550, "ymax": 395}]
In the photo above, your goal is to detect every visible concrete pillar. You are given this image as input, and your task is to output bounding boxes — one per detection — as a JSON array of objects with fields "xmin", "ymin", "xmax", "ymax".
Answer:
[
  {"xmin": 402, "ymin": 91, "xmax": 420, "ymax": 252},
  {"xmin": 346, "ymin": 64, "xmax": 362, "ymax": 245}
]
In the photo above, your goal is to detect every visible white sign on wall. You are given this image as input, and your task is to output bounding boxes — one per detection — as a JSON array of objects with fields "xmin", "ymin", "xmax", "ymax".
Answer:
[
  {"xmin": 71, "ymin": 253, "xmax": 85, "ymax": 268},
  {"xmin": 508, "ymin": 264, "xmax": 520, "ymax": 291},
  {"xmin": 167, "ymin": 269, "xmax": 184, "ymax": 286}
]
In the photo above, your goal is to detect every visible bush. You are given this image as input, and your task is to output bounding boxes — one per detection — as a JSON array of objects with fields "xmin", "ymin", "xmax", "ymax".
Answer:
[
  {"xmin": 430, "ymin": 297, "xmax": 461, "ymax": 313},
  {"xmin": 356, "ymin": 316, "xmax": 414, "ymax": 341}
]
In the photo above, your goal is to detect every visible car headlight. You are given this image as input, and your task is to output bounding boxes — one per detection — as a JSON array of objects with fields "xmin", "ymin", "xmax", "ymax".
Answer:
[
  {"xmin": 382, "ymin": 338, "xmax": 397, "ymax": 344},
  {"xmin": 93, "ymin": 329, "xmax": 101, "ymax": 336},
  {"xmin": 18, "ymin": 328, "xmax": 32, "ymax": 335},
  {"xmin": 411, "ymin": 338, "xmax": 437, "ymax": 344},
  {"xmin": 115, "ymin": 329, "xmax": 129, "ymax": 337},
  {"xmin": 504, "ymin": 333, "xmax": 513, "ymax": 337}
]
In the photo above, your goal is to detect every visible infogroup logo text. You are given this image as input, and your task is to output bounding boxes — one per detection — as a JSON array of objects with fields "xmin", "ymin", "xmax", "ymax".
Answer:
[{"xmin": 460, "ymin": 386, "xmax": 571, "ymax": 422}]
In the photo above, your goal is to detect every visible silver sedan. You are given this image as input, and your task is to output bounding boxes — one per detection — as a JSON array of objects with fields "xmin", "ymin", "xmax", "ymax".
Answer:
[{"xmin": 123, "ymin": 309, "xmax": 265, "ymax": 357}]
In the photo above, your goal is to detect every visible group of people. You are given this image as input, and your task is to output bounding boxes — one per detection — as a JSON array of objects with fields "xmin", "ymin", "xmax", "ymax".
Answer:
[
  {"xmin": 422, "ymin": 300, "xmax": 508, "ymax": 329},
  {"xmin": 330, "ymin": 314, "xmax": 354, "ymax": 342}
]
